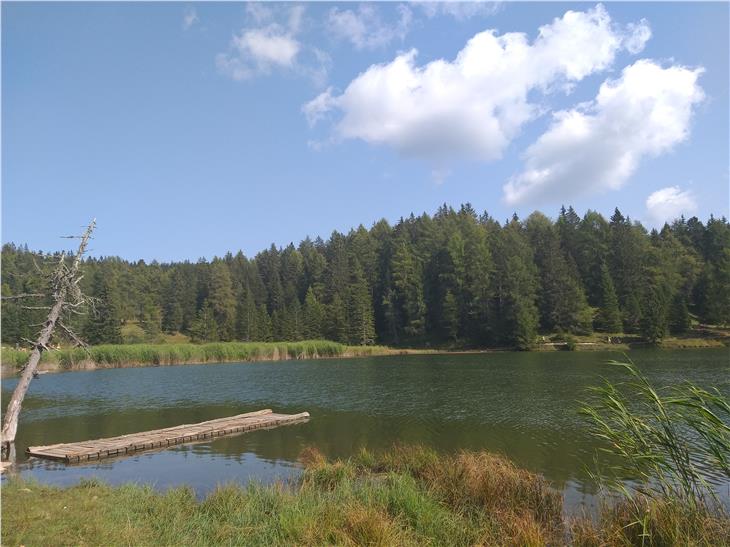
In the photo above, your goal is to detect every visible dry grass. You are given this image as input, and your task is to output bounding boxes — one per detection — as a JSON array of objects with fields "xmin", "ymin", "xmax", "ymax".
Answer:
[{"xmin": 3, "ymin": 446, "xmax": 728, "ymax": 546}]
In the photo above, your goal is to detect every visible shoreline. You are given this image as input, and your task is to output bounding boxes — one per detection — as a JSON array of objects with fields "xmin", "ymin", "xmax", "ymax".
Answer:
[
  {"xmin": 4, "ymin": 446, "xmax": 728, "ymax": 545},
  {"xmin": 1, "ymin": 337, "xmax": 726, "ymax": 377}
]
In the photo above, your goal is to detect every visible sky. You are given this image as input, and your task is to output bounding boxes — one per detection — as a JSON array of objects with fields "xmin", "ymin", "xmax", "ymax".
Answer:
[{"xmin": 2, "ymin": 2, "xmax": 728, "ymax": 262}]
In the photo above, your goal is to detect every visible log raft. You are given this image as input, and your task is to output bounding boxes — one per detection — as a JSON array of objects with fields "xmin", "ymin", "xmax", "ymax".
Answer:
[{"xmin": 26, "ymin": 409, "xmax": 309, "ymax": 463}]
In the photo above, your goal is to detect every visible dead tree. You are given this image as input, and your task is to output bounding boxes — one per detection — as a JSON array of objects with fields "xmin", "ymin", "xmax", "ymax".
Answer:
[{"xmin": 1, "ymin": 219, "xmax": 96, "ymax": 459}]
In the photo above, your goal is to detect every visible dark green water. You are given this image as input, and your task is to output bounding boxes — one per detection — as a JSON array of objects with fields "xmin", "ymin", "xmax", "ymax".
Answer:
[{"xmin": 2, "ymin": 349, "xmax": 728, "ymax": 510}]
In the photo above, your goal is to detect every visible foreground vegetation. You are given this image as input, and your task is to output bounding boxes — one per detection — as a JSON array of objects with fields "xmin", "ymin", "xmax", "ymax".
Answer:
[
  {"xmin": 0, "ymin": 340, "xmax": 400, "ymax": 370},
  {"xmin": 4, "ymin": 445, "xmax": 728, "ymax": 546},
  {"xmin": 4, "ymin": 207, "xmax": 729, "ymax": 353}
]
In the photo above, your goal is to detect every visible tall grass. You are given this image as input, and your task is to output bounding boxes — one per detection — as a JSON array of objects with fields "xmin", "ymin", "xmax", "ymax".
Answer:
[
  {"xmin": 3, "ymin": 446, "xmax": 565, "ymax": 546},
  {"xmin": 5, "ymin": 445, "xmax": 727, "ymax": 545},
  {"xmin": 1, "ymin": 340, "xmax": 395, "ymax": 370},
  {"xmin": 579, "ymin": 358, "xmax": 730, "ymax": 543}
]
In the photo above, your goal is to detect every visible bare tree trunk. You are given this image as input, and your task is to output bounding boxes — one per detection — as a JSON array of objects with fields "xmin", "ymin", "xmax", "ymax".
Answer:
[{"xmin": 1, "ymin": 220, "xmax": 95, "ymax": 458}]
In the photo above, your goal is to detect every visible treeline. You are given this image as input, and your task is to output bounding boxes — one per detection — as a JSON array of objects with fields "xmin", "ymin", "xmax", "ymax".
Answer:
[{"xmin": 2, "ymin": 205, "xmax": 729, "ymax": 349}]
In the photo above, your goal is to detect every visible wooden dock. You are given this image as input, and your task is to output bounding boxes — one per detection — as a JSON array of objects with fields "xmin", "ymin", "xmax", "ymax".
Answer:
[{"xmin": 26, "ymin": 409, "xmax": 309, "ymax": 463}]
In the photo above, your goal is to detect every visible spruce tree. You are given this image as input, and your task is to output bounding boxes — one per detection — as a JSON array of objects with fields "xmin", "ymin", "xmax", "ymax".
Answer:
[
  {"xmin": 190, "ymin": 301, "xmax": 218, "ymax": 343},
  {"xmin": 668, "ymin": 292, "xmax": 691, "ymax": 334},
  {"xmin": 302, "ymin": 287, "xmax": 324, "ymax": 339},
  {"xmin": 441, "ymin": 290, "xmax": 459, "ymax": 342},
  {"xmin": 640, "ymin": 285, "xmax": 669, "ymax": 344},
  {"xmin": 208, "ymin": 261, "xmax": 236, "ymax": 341},
  {"xmin": 594, "ymin": 263, "xmax": 622, "ymax": 332},
  {"xmin": 84, "ymin": 269, "xmax": 123, "ymax": 345},
  {"xmin": 347, "ymin": 261, "xmax": 375, "ymax": 345},
  {"xmin": 391, "ymin": 239, "xmax": 426, "ymax": 339},
  {"xmin": 492, "ymin": 219, "xmax": 539, "ymax": 349}
]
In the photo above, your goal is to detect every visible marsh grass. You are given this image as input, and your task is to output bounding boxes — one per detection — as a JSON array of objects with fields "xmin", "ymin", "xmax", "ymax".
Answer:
[
  {"xmin": 1, "ymin": 340, "xmax": 396, "ymax": 370},
  {"xmin": 3, "ymin": 445, "xmax": 728, "ymax": 546},
  {"xmin": 579, "ymin": 358, "xmax": 730, "ymax": 544}
]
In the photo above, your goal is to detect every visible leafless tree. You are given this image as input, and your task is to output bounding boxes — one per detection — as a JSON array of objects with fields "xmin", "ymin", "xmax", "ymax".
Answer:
[{"xmin": 1, "ymin": 219, "xmax": 96, "ymax": 461}]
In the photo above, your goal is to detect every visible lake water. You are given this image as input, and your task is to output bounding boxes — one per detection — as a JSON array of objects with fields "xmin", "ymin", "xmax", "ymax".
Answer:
[{"xmin": 2, "ymin": 349, "xmax": 728, "ymax": 511}]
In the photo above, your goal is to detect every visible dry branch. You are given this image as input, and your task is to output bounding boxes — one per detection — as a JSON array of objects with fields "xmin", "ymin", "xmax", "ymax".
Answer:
[{"xmin": 1, "ymin": 219, "xmax": 96, "ymax": 458}]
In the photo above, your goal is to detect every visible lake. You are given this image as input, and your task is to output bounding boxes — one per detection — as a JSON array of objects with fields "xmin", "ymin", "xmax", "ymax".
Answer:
[{"xmin": 2, "ymin": 349, "xmax": 728, "ymax": 511}]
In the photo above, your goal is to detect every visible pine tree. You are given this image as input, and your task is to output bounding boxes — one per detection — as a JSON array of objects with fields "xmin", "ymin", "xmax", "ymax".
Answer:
[
  {"xmin": 441, "ymin": 289, "xmax": 459, "ymax": 342},
  {"xmin": 526, "ymin": 212, "xmax": 591, "ymax": 334},
  {"xmin": 140, "ymin": 297, "xmax": 162, "ymax": 339},
  {"xmin": 302, "ymin": 287, "xmax": 324, "ymax": 339},
  {"xmin": 492, "ymin": 219, "xmax": 539, "ymax": 349},
  {"xmin": 208, "ymin": 261, "xmax": 236, "ymax": 341},
  {"xmin": 190, "ymin": 300, "xmax": 218, "ymax": 342},
  {"xmin": 668, "ymin": 292, "xmax": 691, "ymax": 334},
  {"xmin": 83, "ymin": 269, "xmax": 123, "ymax": 345},
  {"xmin": 640, "ymin": 285, "xmax": 669, "ymax": 344},
  {"xmin": 256, "ymin": 305, "xmax": 273, "ymax": 341},
  {"xmin": 347, "ymin": 261, "xmax": 375, "ymax": 345},
  {"xmin": 235, "ymin": 287, "xmax": 258, "ymax": 341},
  {"xmin": 391, "ymin": 239, "xmax": 426, "ymax": 340},
  {"xmin": 326, "ymin": 293, "xmax": 349, "ymax": 343},
  {"xmin": 594, "ymin": 263, "xmax": 622, "ymax": 332}
]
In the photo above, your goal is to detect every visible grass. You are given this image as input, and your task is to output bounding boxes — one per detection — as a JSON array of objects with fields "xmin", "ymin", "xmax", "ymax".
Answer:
[
  {"xmin": 4, "ymin": 445, "xmax": 728, "ymax": 546},
  {"xmin": 0, "ymin": 340, "xmax": 400, "ymax": 370},
  {"xmin": 578, "ymin": 358, "xmax": 730, "ymax": 545}
]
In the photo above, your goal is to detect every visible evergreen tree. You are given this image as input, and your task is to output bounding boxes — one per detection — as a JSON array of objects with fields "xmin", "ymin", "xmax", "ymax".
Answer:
[
  {"xmin": 208, "ymin": 261, "xmax": 236, "ymax": 341},
  {"xmin": 491, "ymin": 219, "xmax": 539, "ymax": 349},
  {"xmin": 326, "ymin": 294, "xmax": 349, "ymax": 343},
  {"xmin": 391, "ymin": 239, "xmax": 426, "ymax": 340},
  {"xmin": 83, "ymin": 269, "xmax": 123, "ymax": 345},
  {"xmin": 441, "ymin": 289, "xmax": 459, "ymax": 342},
  {"xmin": 594, "ymin": 263, "xmax": 622, "ymax": 332},
  {"xmin": 668, "ymin": 292, "xmax": 691, "ymax": 334},
  {"xmin": 526, "ymin": 212, "xmax": 591, "ymax": 334},
  {"xmin": 2, "ymin": 206, "xmax": 726, "ymax": 348},
  {"xmin": 640, "ymin": 285, "xmax": 669, "ymax": 344},
  {"xmin": 256, "ymin": 305, "xmax": 273, "ymax": 341},
  {"xmin": 235, "ymin": 287, "xmax": 258, "ymax": 341},
  {"xmin": 140, "ymin": 297, "xmax": 162, "ymax": 339},
  {"xmin": 302, "ymin": 287, "xmax": 324, "ymax": 339},
  {"xmin": 190, "ymin": 301, "xmax": 218, "ymax": 343},
  {"xmin": 347, "ymin": 260, "xmax": 375, "ymax": 345}
]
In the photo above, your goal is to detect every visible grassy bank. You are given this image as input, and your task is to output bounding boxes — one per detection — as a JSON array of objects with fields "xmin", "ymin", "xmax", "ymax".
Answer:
[
  {"xmin": 3, "ymin": 330, "xmax": 726, "ymax": 373},
  {"xmin": 4, "ymin": 446, "xmax": 728, "ymax": 546},
  {"xmin": 0, "ymin": 340, "xmax": 408, "ymax": 371}
]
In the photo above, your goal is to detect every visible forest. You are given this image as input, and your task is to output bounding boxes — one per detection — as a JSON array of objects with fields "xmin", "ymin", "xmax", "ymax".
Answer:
[{"xmin": 2, "ymin": 205, "xmax": 729, "ymax": 350}]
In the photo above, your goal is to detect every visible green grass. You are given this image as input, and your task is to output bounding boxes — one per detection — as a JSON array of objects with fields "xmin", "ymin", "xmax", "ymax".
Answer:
[
  {"xmin": 4, "ymin": 446, "xmax": 727, "ymax": 546},
  {"xmin": 0, "ymin": 341, "xmax": 398, "ymax": 370}
]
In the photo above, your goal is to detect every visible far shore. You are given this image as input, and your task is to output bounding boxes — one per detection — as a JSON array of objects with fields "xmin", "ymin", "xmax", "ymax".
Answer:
[{"xmin": 1, "ymin": 335, "xmax": 727, "ymax": 378}]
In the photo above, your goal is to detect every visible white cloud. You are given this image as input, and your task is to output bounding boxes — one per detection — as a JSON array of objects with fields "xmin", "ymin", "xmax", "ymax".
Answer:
[
  {"xmin": 646, "ymin": 186, "xmax": 698, "ymax": 224},
  {"xmin": 418, "ymin": 1, "xmax": 502, "ymax": 21},
  {"xmin": 327, "ymin": 4, "xmax": 413, "ymax": 50},
  {"xmin": 182, "ymin": 7, "xmax": 198, "ymax": 31},
  {"xmin": 504, "ymin": 60, "xmax": 704, "ymax": 205},
  {"xmin": 217, "ymin": 5, "xmax": 325, "ymax": 83},
  {"xmin": 304, "ymin": 4, "xmax": 650, "ymax": 163}
]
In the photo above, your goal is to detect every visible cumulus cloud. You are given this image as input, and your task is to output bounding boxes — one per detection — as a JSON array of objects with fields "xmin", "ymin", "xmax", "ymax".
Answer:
[
  {"xmin": 304, "ymin": 4, "xmax": 650, "ymax": 162},
  {"xmin": 217, "ymin": 4, "xmax": 326, "ymax": 83},
  {"xmin": 646, "ymin": 186, "xmax": 698, "ymax": 224},
  {"xmin": 504, "ymin": 60, "xmax": 704, "ymax": 205},
  {"xmin": 327, "ymin": 4, "xmax": 413, "ymax": 50},
  {"xmin": 182, "ymin": 7, "xmax": 198, "ymax": 30}
]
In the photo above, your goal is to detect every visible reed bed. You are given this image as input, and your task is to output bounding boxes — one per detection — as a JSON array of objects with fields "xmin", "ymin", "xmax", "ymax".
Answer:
[{"xmin": 1, "ymin": 340, "xmax": 395, "ymax": 370}]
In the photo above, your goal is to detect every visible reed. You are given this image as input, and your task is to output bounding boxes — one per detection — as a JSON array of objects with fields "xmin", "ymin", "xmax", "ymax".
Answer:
[{"xmin": 1, "ymin": 340, "xmax": 396, "ymax": 370}]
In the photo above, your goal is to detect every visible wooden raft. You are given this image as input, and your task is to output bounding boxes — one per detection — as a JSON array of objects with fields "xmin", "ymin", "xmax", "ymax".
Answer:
[{"xmin": 26, "ymin": 409, "xmax": 309, "ymax": 463}]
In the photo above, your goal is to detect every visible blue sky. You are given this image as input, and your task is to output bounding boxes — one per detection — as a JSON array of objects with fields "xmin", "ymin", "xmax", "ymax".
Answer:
[{"xmin": 3, "ymin": 2, "xmax": 728, "ymax": 262}]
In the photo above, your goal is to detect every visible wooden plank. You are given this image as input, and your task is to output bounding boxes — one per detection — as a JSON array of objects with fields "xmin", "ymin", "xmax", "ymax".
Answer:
[{"xmin": 26, "ymin": 409, "xmax": 309, "ymax": 463}]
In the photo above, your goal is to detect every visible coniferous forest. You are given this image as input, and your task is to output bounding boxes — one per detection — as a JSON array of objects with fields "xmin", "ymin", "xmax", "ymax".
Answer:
[{"xmin": 3, "ymin": 205, "xmax": 729, "ymax": 350}]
